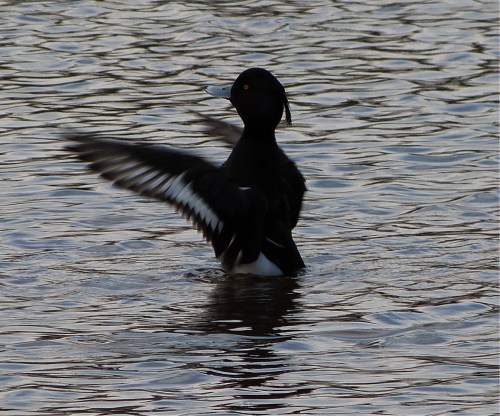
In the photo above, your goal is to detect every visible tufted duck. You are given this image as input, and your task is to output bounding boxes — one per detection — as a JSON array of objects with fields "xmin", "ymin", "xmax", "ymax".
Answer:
[{"xmin": 65, "ymin": 68, "xmax": 306, "ymax": 276}]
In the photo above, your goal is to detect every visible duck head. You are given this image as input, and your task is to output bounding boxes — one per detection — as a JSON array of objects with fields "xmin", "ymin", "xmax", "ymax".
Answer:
[{"xmin": 206, "ymin": 68, "xmax": 291, "ymax": 134}]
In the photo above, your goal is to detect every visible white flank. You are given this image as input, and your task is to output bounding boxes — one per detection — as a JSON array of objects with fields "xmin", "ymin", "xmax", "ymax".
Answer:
[{"xmin": 231, "ymin": 252, "xmax": 283, "ymax": 277}]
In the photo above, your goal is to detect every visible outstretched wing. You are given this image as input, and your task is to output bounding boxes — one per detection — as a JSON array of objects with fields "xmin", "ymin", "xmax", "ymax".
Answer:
[
  {"xmin": 64, "ymin": 132, "xmax": 262, "ymax": 268},
  {"xmin": 191, "ymin": 110, "xmax": 242, "ymax": 146}
]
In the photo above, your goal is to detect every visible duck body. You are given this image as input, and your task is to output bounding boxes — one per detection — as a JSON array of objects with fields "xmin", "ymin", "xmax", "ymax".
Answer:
[
  {"xmin": 66, "ymin": 68, "xmax": 306, "ymax": 276},
  {"xmin": 217, "ymin": 130, "xmax": 305, "ymax": 275}
]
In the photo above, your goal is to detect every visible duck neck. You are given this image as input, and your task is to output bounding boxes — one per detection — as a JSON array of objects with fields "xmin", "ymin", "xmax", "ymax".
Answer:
[{"xmin": 241, "ymin": 126, "xmax": 277, "ymax": 143}]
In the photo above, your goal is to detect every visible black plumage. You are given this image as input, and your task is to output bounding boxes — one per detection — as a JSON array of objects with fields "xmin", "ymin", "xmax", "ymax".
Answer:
[{"xmin": 65, "ymin": 68, "xmax": 306, "ymax": 276}]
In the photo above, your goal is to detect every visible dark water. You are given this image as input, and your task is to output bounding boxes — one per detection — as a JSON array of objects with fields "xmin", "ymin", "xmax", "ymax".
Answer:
[{"xmin": 1, "ymin": 1, "xmax": 498, "ymax": 415}]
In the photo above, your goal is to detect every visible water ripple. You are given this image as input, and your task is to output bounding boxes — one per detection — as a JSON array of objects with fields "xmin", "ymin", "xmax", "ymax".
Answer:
[{"xmin": 0, "ymin": 0, "xmax": 498, "ymax": 415}]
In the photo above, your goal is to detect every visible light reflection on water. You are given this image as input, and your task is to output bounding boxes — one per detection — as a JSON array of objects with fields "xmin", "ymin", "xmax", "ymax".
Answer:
[{"xmin": 0, "ymin": 0, "xmax": 498, "ymax": 414}]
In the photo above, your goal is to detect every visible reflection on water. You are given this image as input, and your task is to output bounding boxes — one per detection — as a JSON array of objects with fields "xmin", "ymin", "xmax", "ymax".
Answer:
[
  {"xmin": 0, "ymin": 0, "xmax": 498, "ymax": 414},
  {"xmin": 201, "ymin": 275, "xmax": 301, "ymax": 336},
  {"xmin": 198, "ymin": 275, "xmax": 301, "ymax": 396}
]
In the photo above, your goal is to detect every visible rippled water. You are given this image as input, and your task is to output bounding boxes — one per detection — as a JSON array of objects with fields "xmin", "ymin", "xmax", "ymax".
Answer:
[{"xmin": 1, "ymin": 1, "xmax": 498, "ymax": 415}]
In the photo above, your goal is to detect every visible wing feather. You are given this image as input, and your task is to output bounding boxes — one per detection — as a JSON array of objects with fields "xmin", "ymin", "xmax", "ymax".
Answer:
[
  {"xmin": 65, "ymin": 133, "xmax": 242, "ymax": 246},
  {"xmin": 63, "ymin": 132, "xmax": 302, "ymax": 274}
]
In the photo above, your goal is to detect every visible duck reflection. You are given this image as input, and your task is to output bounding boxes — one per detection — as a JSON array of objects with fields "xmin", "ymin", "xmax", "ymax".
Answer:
[
  {"xmin": 189, "ymin": 110, "xmax": 305, "ymax": 401},
  {"xmin": 203, "ymin": 275, "xmax": 300, "ymax": 335},
  {"xmin": 195, "ymin": 274, "xmax": 302, "ymax": 390}
]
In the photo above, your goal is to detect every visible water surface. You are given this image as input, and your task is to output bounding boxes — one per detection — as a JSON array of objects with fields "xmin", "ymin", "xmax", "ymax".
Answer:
[{"xmin": 0, "ymin": 0, "xmax": 498, "ymax": 415}]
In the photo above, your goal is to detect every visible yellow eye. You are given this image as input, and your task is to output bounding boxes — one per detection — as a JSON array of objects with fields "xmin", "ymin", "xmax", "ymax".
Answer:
[{"xmin": 243, "ymin": 84, "xmax": 249, "ymax": 90}]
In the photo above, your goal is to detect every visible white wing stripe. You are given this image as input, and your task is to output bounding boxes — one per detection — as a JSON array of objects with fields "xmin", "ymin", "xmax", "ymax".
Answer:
[
  {"xmin": 96, "ymin": 161, "xmax": 146, "ymax": 181},
  {"xmin": 94, "ymin": 156, "xmax": 226, "ymax": 235},
  {"xmin": 135, "ymin": 170, "xmax": 160, "ymax": 186},
  {"xmin": 156, "ymin": 176, "xmax": 176, "ymax": 195},
  {"xmin": 117, "ymin": 165, "xmax": 151, "ymax": 182},
  {"xmin": 102, "ymin": 165, "xmax": 149, "ymax": 183},
  {"xmin": 91, "ymin": 155, "xmax": 132, "ymax": 169},
  {"xmin": 210, "ymin": 215, "xmax": 219, "ymax": 233},
  {"xmin": 145, "ymin": 173, "xmax": 171, "ymax": 193},
  {"xmin": 166, "ymin": 174, "xmax": 186, "ymax": 200},
  {"xmin": 142, "ymin": 171, "xmax": 224, "ymax": 233},
  {"xmin": 176, "ymin": 185, "xmax": 192, "ymax": 206},
  {"xmin": 195, "ymin": 200, "xmax": 210, "ymax": 221},
  {"xmin": 187, "ymin": 193, "xmax": 202, "ymax": 211}
]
